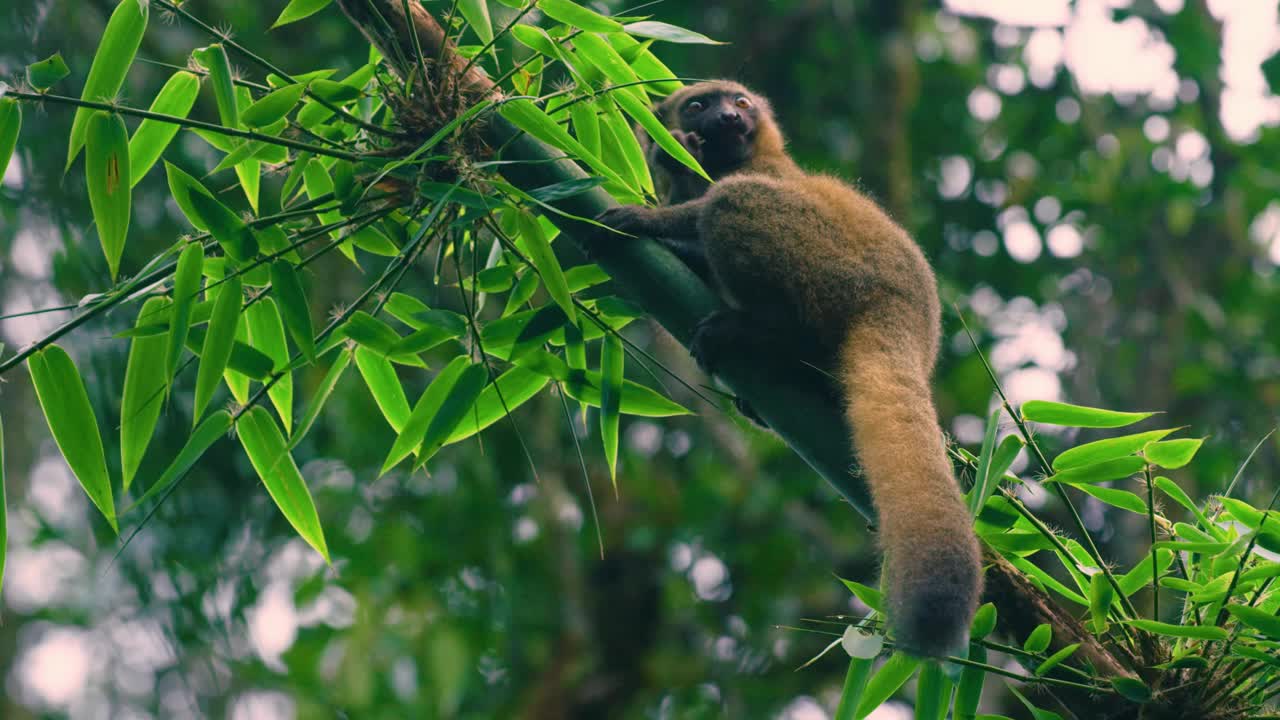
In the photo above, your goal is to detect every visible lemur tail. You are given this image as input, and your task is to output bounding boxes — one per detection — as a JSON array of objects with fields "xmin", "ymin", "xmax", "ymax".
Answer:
[{"xmin": 839, "ymin": 327, "xmax": 982, "ymax": 658}]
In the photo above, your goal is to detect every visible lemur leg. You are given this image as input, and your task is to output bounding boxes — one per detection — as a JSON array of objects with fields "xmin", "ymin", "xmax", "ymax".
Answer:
[{"xmin": 691, "ymin": 308, "xmax": 835, "ymax": 427}]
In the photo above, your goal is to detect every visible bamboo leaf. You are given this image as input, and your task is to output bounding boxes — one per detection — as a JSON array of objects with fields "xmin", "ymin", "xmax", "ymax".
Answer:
[
  {"xmin": 605, "ymin": 31, "xmax": 681, "ymax": 96},
  {"xmin": 839, "ymin": 578, "xmax": 884, "ymax": 613},
  {"xmin": 129, "ymin": 70, "xmax": 200, "ymax": 187},
  {"xmin": 1034, "ymin": 643, "xmax": 1080, "ymax": 677},
  {"xmin": 28, "ymin": 346, "xmax": 117, "ymax": 532},
  {"xmin": 561, "ymin": 372, "xmax": 690, "ymax": 417},
  {"xmin": 1044, "ymin": 456, "xmax": 1145, "ymax": 485},
  {"xmin": 246, "ymin": 298, "xmax": 293, "ymax": 429},
  {"xmin": 192, "ymin": 44, "xmax": 239, "ymax": 129},
  {"xmin": 341, "ymin": 311, "xmax": 403, "ymax": 355},
  {"xmin": 1226, "ymin": 604, "xmax": 1280, "ymax": 639},
  {"xmin": 600, "ymin": 331, "xmax": 623, "ymax": 488},
  {"xmin": 1143, "ymin": 438, "xmax": 1204, "ymax": 469},
  {"xmin": 121, "ymin": 296, "xmax": 170, "ymax": 491},
  {"xmin": 914, "ymin": 662, "xmax": 950, "ymax": 720},
  {"xmin": 954, "ymin": 645, "xmax": 986, "ymax": 719},
  {"xmin": 1110, "ymin": 677, "xmax": 1151, "ymax": 703},
  {"xmin": 612, "ymin": 86, "xmax": 710, "ymax": 181},
  {"xmin": 0, "ymin": 98, "xmax": 19, "ymax": 181},
  {"xmin": 166, "ymin": 242, "xmax": 203, "ymax": 380},
  {"xmin": 67, "ymin": 0, "xmax": 148, "ymax": 170},
  {"xmin": 1021, "ymin": 400, "xmax": 1155, "ymax": 429},
  {"xmin": 291, "ymin": 349, "xmax": 351, "ymax": 448},
  {"xmin": 237, "ymin": 406, "xmax": 329, "ymax": 561},
  {"xmin": 458, "ymin": 0, "xmax": 494, "ymax": 45},
  {"xmin": 623, "ymin": 21, "xmax": 725, "ymax": 44},
  {"xmin": 272, "ymin": 0, "xmax": 333, "ymax": 27},
  {"xmin": 498, "ymin": 98, "xmax": 633, "ymax": 195},
  {"xmin": 1087, "ymin": 574, "xmax": 1113, "ymax": 634},
  {"xmin": 383, "ymin": 356, "xmax": 469, "ymax": 473},
  {"xmin": 1024, "ymin": 623, "xmax": 1052, "ymax": 653},
  {"xmin": 970, "ymin": 602, "xmax": 997, "ymax": 639},
  {"xmin": 1125, "ymin": 619, "xmax": 1229, "ymax": 640},
  {"xmin": 85, "ymin": 111, "xmax": 131, "ymax": 280},
  {"xmin": 188, "ymin": 190, "xmax": 257, "ymax": 262},
  {"xmin": 833, "ymin": 657, "xmax": 874, "ymax": 720},
  {"xmin": 514, "ymin": 210, "xmax": 576, "ymax": 322},
  {"xmin": 270, "ymin": 260, "xmax": 316, "ymax": 363},
  {"xmin": 1052, "ymin": 428, "xmax": 1179, "ymax": 471},
  {"xmin": 125, "ymin": 410, "xmax": 231, "ymax": 512},
  {"xmin": 354, "ymin": 347, "xmax": 410, "ymax": 432},
  {"xmin": 853, "ymin": 652, "xmax": 919, "ymax": 719},
  {"xmin": 26, "ymin": 53, "xmax": 71, "ymax": 90},
  {"xmin": 1074, "ymin": 484, "xmax": 1149, "ymax": 514},
  {"xmin": 445, "ymin": 367, "xmax": 549, "ymax": 445},
  {"xmin": 241, "ymin": 82, "xmax": 307, "ymax": 128},
  {"xmin": 538, "ymin": 0, "xmax": 623, "ymax": 32},
  {"xmin": 193, "ymin": 275, "xmax": 242, "ymax": 424},
  {"xmin": 568, "ymin": 101, "xmax": 601, "ymax": 158}
]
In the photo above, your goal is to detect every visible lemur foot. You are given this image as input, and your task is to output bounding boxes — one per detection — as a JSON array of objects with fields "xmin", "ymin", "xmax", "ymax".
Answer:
[
  {"xmin": 689, "ymin": 309, "xmax": 747, "ymax": 376},
  {"xmin": 733, "ymin": 396, "xmax": 769, "ymax": 429}
]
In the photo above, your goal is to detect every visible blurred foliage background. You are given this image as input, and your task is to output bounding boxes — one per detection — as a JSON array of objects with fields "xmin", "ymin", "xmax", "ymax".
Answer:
[{"xmin": 2, "ymin": 0, "xmax": 1280, "ymax": 718}]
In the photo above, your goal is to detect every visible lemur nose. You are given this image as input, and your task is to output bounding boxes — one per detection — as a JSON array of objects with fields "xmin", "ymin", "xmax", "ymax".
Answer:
[{"xmin": 718, "ymin": 110, "xmax": 741, "ymax": 126}]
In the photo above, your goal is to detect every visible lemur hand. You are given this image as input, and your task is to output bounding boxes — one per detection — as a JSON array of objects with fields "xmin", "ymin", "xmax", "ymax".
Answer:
[{"xmin": 595, "ymin": 205, "xmax": 660, "ymax": 237}]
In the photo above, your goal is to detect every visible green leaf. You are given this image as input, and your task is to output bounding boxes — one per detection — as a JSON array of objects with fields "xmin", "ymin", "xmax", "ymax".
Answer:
[
  {"xmin": 0, "ymin": 416, "xmax": 5, "ymax": 594},
  {"xmin": 193, "ymin": 275, "xmax": 242, "ymax": 424},
  {"xmin": 954, "ymin": 645, "xmax": 986, "ymax": 720},
  {"xmin": 192, "ymin": 44, "xmax": 239, "ymax": 129},
  {"xmin": 1044, "ymin": 456, "xmax": 1145, "ymax": 485},
  {"xmin": 914, "ymin": 662, "xmax": 950, "ymax": 720},
  {"xmin": 605, "ymin": 31, "xmax": 681, "ymax": 96},
  {"xmin": 26, "ymin": 53, "xmax": 71, "ymax": 90},
  {"xmin": 1143, "ymin": 438, "xmax": 1204, "ymax": 469},
  {"xmin": 67, "ymin": 0, "xmax": 148, "ymax": 170},
  {"xmin": 1110, "ymin": 677, "xmax": 1151, "ymax": 703},
  {"xmin": 1024, "ymin": 623, "xmax": 1052, "ymax": 653},
  {"xmin": 1088, "ymin": 573, "xmax": 1114, "ymax": 634},
  {"xmin": 85, "ymin": 111, "xmax": 131, "ymax": 280},
  {"xmin": 355, "ymin": 347, "xmax": 410, "ymax": 433},
  {"xmin": 600, "ymin": 331, "xmax": 623, "ymax": 488},
  {"xmin": 188, "ymin": 191, "xmax": 257, "ymax": 262},
  {"xmin": 1125, "ymin": 619, "xmax": 1229, "ymax": 640},
  {"xmin": 272, "ymin": 0, "xmax": 333, "ymax": 27},
  {"xmin": 568, "ymin": 101, "xmax": 601, "ymax": 158},
  {"xmin": 597, "ymin": 97, "xmax": 652, "ymax": 193},
  {"xmin": 1226, "ymin": 604, "xmax": 1280, "ymax": 639},
  {"xmin": 291, "ymin": 349, "xmax": 351, "ymax": 448},
  {"xmin": 237, "ymin": 407, "xmax": 329, "ymax": 561},
  {"xmin": 392, "ymin": 325, "xmax": 457, "ymax": 356},
  {"xmin": 970, "ymin": 602, "xmax": 997, "ymax": 639},
  {"xmin": 246, "ymin": 298, "xmax": 293, "ymax": 429},
  {"xmin": 445, "ymin": 367, "xmax": 549, "ymax": 445},
  {"xmin": 125, "ymin": 410, "xmax": 232, "ymax": 513},
  {"xmin": 120, "ymin": 296, "xmax": 170, "ymax": 491},
  {"xmin": 1034, "ymin": 643, "xmax": 1079, "ymax": 677},
  {"xmin": 382, "ymin": 356, "xmax": 469, "ymax": 473},
  {"xmin": 1074, "ymin": 484, "xmax": 1149, "ymax": 514},
  {"xmin": 613, "ymin": 86, "xmax": 710, "ymax": 181},
  {"xmin": 572, "ymin": 32, "xmax": 644, "ymax": 99},
  {"xmin": 308, "ymin": 79, "xmax": 362, "ymax": 103},
  {"xmin": 1052, "ymin": 428, "xmax": 1179, "ymax": 471},
  {"xmin": 498, "ymin": 99, "xmax": 633, "ymax": 195},
  {"xmin": 839, "ymin": 578, "xmax": 884, "ymax": 613},
  {"xmin": 129, "ymin": 70, "xmax": 200, "ymax": 187},
  {"xmin": 270, "ymin": 260, "xmax": 316, "ymax": 364},
  {"xmin": 853, "ymin": 652, "xmax": 919, "ymax": 719},
  {"xmin": 241, "ymin": 83, "xmax": 307, "ymax": 128},
  {"xmin": 833, "ymin": 656, "xmax": 874, "ymax": 720},
  {"xmin": 513, "ymin": 210, "xmax": 576, "ymax": 323},
  {"xmin": 538, "ymin": 0, "xmax": 623, "ymax": 32},
  {"xmin": 622, "ymin": 20, "xmax": 723, "ymax": 44},
  {"xmin": 342, "ymin": 311, "xmax": 403, "ymax": 355},
  {"xmin": 562, "ymin": 372, "xmax": 690, "ymax": 417},
  {"xmin": 1153, "ymin": 476, "xmax": 1217, "ymax": 533},
  {"xmin": 0, "ymin": 98, "xmax": 19, "ymax": 182},
  {"xmin": 28, "ymin": 346, "xmax": 117, "ymax": 532},
  {"xmin": 167, "ymin": 242, "xmax": 204, "ymax": 380},
  {"xmin": 1021, "ymin": 400, "xmax": 1155, "ymax": 428},
  {"xmin": 414, "ymin": 362, "xmax": 489, "ymax": 467},
  {"xmin": 458, "ymin": 0, "xmax": 494, "ymax": 45}
]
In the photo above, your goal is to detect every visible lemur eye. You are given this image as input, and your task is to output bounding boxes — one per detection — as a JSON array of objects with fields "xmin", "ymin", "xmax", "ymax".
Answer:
[
  {"xmin": 684, "ymin": 100, "xmax": 704, "ymax": 114},
  {"xmin": 735, "ymin": 96, "xmax": 752, "ymax": 109}
]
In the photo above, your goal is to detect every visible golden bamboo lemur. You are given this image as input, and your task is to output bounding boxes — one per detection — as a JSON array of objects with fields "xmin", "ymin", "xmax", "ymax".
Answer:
[{"xmin": 597, "ymin": 81, "xmax": 981, "ymax": 657}]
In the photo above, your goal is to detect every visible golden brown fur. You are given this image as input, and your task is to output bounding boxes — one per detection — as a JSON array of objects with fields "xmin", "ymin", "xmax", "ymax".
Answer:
[{"xmin": 599, "ymin": 81, "xmax": 981, "ymax": 657}]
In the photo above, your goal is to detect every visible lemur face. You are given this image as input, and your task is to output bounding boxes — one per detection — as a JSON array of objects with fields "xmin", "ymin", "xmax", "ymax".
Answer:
[{"xmin": 659, "ymin": 81, "xmax": 768, "ymax": 174}]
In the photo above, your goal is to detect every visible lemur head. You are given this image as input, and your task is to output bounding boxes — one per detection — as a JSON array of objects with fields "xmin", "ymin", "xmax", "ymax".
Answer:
[{"xmin": 655, "ymin": 80, "xmax": 785, "ymax": 176}]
